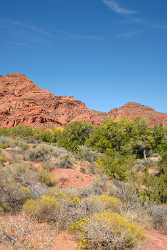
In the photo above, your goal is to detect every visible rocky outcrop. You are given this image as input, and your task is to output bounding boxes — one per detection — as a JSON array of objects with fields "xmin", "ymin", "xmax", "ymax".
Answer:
[
  {"xmin": 109, "ymin": 102, "xmax": 167, "ymax": 126},
  {"xmin": 0, "ymin": 73, "xmax": 105, "ymax": 127},
  {"xmin": 0, "ymin": 73, "xmax": 166, "ymax": 128}
]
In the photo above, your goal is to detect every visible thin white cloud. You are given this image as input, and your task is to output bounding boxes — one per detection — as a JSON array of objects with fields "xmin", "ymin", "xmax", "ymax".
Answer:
[
  {"xmin": 102, "ymin": 0, "xmax": 136, "ymax": 15},
  {"xmin": 11, "ymin": 20, "xmax": 54, "ymax": 38},
  {"xmin": 0, "ymin": 19, "xmax": 103, "ymax": 48},
  {"xmin": 116, "ymin": 31, "xmax": 140, "ymax": 39},
  {"xmin": 58, "ymin": 31, "xmax": 103, "ymax": 41}
]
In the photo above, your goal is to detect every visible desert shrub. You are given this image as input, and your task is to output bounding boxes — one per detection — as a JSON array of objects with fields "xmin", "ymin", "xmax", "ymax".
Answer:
[
  {"xmin": 107, "ymin": 181, "xmax": 140, "ymax": 208},
  {"xmin": 9, "ymin": 126, "xmax": 34, "ymax": 138},
  {"xmin": 39, "ymin": 169, "xmax": 56, "ymax": 187},
  {"xmin": 35, "ymin": 129, "xmax": 55, "ymax": 143},
  {"xmin": 0, "ymin": 181, "xmax": 32, "ymax": 212},
  {"xmin": 43, "ymin": 161, "xmax": 56, "ymax": 171},
  {"xmin": 97, "ymin": 154, "xmax": 134, "ymax": 181},
  {"xmin": 34, "ymin": 188, "xmax": 84, "ymax": 229},
  {"xmin": 0, "ymin": 126, "xmax": 62, "ymax": 144},
  {"xmin": 16, "ymin": 140, "xmax": 29, "ymax": 151},
  {"xmin": 46, "ymin": 188, "xmax": 81, "ymax": 206},
  {"xmin": 58, "ymin": 122, "xmax": 93, "ymax": 152},
  {"xmin": 0, "ymin": 215, "xmax": 56, "ymax": 250},
  {"xmin": 77, "ymin": 145, "xmax": 99, "ymax": 162},
  {"xmin": 23, "ymin": 191, "xmax": 82, "ymax": 228},
  {"xmin": 25, "ymin": 144, "xmax": 53, "ymax": 161},
  {"xmin": 80, "ymin": 164, "xmax": 96, "ymax": 175},
  {"xmin": 0, "ymin": 136, "xmax": 15, "ymax": 149},
  {"xmin": 51, "ymin": 146, "xmax": 69, "ymax": 157},
  {"xmin": 23, "ymin": 195, "xmax": 58, "ymax": 222},
  {"xmin": 80, "ymin": 195, "xmax": 121, "ymax": 215},
  {"xmin": 70, "ymin": 211, "xmax": 144, "ymax": 250},
  {"xmin": 58, "ymin": 155, "xmax": 73, "ymax": 168},
  {"xmin": 0, "ymin": 164, "xmax": 33, "ymax": 211},
  {"xmin": 0, "ymin": 151, "xmax": 8, "ymax": 165},
  {"xmin": 0, "ymin": 163, "xmax": 48, "ymax": 211},
  {"xmin": 0, "ymin": 128, "xmax": 11, "ymax": 137},
  {"xmin": 36, "ymin": 127, "xmax": 63, "ymax": 143},
  {"xmin": 141, "ymin": 154, "xmax": 167, "ymax": 203},
  {"xmin": 150, "ymin": 205, "xmax": 167, "ymax": 234}
]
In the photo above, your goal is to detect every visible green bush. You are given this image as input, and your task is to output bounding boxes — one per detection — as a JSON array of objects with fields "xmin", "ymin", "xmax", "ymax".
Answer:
[
  {"xmin": 0, "ymin": 126, "xmax": 62, "ymax": 144},
  {"xmin": 97, "ymin": 154, "xmax": 134, "ymax": 181},
  {"xmin": 58, "ymin": 122, "xmax": 93, "ymax": 152},
  {"xmin": 87, "ymin": 119, "xmax": 153, "ymax": 159}
]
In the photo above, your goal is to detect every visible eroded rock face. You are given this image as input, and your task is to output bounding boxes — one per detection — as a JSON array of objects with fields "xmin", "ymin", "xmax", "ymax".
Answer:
[
  {"xmin": 109, "ymin": 102, "xmax": 167, "ymax": 127},
  {"xmin": 0, "ymin": 73, "xmax": 166, "ymax": 128},
  {"xmin": 0, "ymin": 73, "xmax": 105, "ymax": 127}
]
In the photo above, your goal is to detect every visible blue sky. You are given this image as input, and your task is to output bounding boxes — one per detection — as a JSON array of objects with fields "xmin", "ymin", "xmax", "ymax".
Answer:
[{"xmin": 0, "ymin": 0, "xmax": 167, "ymax": 112}]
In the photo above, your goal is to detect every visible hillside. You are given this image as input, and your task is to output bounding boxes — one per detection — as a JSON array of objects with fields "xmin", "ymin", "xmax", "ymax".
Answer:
[{"xmin": 0, "ymin": 73, "xmax": 166, "ymax": 128}]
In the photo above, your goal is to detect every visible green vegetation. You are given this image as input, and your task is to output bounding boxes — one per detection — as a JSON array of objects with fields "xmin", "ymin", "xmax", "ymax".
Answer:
[
  {"xmin": 1, "ymin": 120, "xmax": 167, "ymax": 249},
  {"xmin": 58, "ymin": 121, "xmax": 93, "ymax": 152}
]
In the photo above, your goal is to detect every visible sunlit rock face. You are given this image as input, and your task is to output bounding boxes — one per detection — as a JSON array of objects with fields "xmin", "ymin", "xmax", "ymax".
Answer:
[{"xmin": 0, "ymin": 73, "xmax": 166, "ymax": 128}]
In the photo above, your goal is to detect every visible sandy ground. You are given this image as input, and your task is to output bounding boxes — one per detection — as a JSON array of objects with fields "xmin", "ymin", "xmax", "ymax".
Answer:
[
  {"xmin": 54, "ymin": 232, "xmax": 78, "ymax": 250},
  {"xmin": 52, "ymin": 168, "xmax": 95, "ymax": 188},
  {"xmin": 144, "ymin": 230, "xmax": 167, "ymax": 250}
]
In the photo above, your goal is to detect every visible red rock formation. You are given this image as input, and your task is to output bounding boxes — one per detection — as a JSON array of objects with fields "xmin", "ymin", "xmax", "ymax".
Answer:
[
  {"xmin": 109, "ymin": 102, "xmax": 167, "ymax": 126},
  {"xmin": 0, "ymin": 73, "xmax": 166, "ymax": 128},
  {"xmin": 0, "ymin": 73, "xmax": 105, "ymax": 127}
]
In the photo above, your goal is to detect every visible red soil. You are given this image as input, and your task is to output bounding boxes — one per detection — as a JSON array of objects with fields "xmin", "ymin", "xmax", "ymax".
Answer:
[
  {"xmin": 144, "ymin": 230, "xmax": 167, "ymax": 250},
  {"xmin": 54, "ymin": 232, "xmax": 78, "ymax": 250},
  {"xmin": 52, "ymin": 168, "xmax": 95, "ymax": 188}
]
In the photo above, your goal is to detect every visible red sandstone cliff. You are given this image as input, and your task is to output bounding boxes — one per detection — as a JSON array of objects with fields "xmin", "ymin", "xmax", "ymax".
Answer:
[{"xmin": 0, "ymin": 73, "xmax": 166, "ymax": 128}]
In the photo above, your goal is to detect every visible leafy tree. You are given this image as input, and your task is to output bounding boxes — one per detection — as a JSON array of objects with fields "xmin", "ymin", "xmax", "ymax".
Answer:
[
  {"xmin": 126, "ymin": 119, "xmax": 154, "ymax": 159},
  {"xmin": 152, "ymin": 125, "xmax": 167, "ymax": 154},
  {"xmin": 86, "ymin": 119, "xmax": 131, "ymax": 155},
  {"xmin": 97, "ymin": 153, "xmax": 134, "ymax": 181},
  {"xmin": 58, "ymin": 122, "xmax": 93, "ymax": 152},
  {"xmin": 87, "ymin": 119, "xmax": 153, "ymax": 159}
]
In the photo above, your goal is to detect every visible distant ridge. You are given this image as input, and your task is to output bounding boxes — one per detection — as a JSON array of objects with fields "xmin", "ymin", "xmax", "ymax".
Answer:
[{"xmin": 0, "ymin": 73, "xmax": 167, "ymax": 128}]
